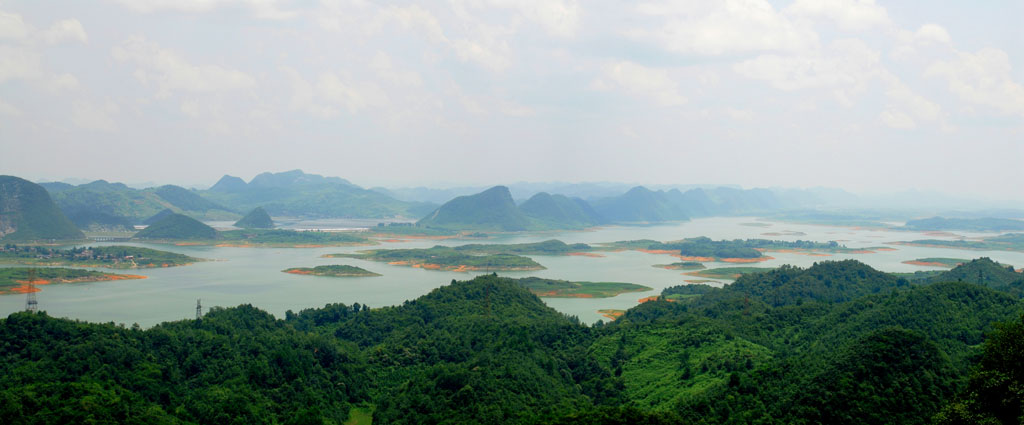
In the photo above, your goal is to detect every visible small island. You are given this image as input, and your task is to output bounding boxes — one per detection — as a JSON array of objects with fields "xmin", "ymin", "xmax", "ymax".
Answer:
[
  {"xmin": 326, "ymin": 246, "xmax": 545, "ymax": 272},
  {"xmin": 902, "ymin": 258, "xmax": 969, "ymax": 268},
  {"xmin": 283, "ymin": 265, "xmax": 381, "ymax": 277},
  {"xmin": 513, "ymin": 277, "xmax": 651, "ymax": 298},
  {"xmin": 0, "ymin": 267, "xmax": 146, "ymax": 295},
  {"xmin": 453, "ymin": 239, "xmax": 594, "ymax": 256},
  {"xmin": 684, "ymin": 267, "xmax": 776, "ymax": 280},
  {"xmin": 653, "ymin": 261, "xmax": 705, "ymax": 270},
  {"xmin": 600, "ymin": 236, "xmax": 880, "ymax": 261},
  {"xmin": 893, "ymin": 233, "xmax": 1024, "ymax": 253},
  {"xmin": 0, "ymin": 245, "xmax": 203, "ymax": 269},
  {"xmin": 217, "ymin": 229, "xmax": 372, "ymax": 247},
  {"xmin": 598, "ymin": 309, "xmax": 626, "ymax": 320}
]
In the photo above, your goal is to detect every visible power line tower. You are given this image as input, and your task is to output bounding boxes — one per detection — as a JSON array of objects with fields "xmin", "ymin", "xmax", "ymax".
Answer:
[
  {"xmin": 196, "ymin": 299, "xmax": 202, "ymax": 320},
  {"xmin": 25, "ymin": 269, "xmax": 38, "ymax": 312}
]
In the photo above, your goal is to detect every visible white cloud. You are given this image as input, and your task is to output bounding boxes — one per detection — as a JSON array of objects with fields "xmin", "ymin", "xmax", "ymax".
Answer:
[
  {"xmin": 915, "ymin": 24, "xmax": 951, "ymax": 44},
  {"xmin": 592, "ymin": 61, "xmax": 686, "ymax": 107},
  {"xmin": 629, "ymin": 0, "xmax": 817, "ymax": 55},
  {"xmin": 927, "ymin": 48, "xmax": 1024, "ymax": 117},
  {"xmin": 736, "ymin": 38, "xmax": 944, "ymax": 128},
  {"xmin": 112, "ymin": 36, "xmax": 257, "ymax": 98},
  {"xmin": 111, "ymin": 0, "xmax": 296, "ymax": 19},
  {"xmin": 885, "ymin": 81, "xmax": 941, "ymax": 122},
  {"xmin": 383, "ymin": 5, "xmax": 449, "ymax": 44},
  {"xmin": 284, "ymin": 67, "xmax": 388, "ymax": 118},
  {"xmin": 48, "ymin": 73, "xmax": 80, "ymax": 91},
  {"xmin": 0, "ymin": 98, "xmax": 21, "ymax": 117},
  {"xmin": 369, "ymin": 52, "xmax": 422, "ymax": 87},
  {"xmin": 486, "ymin": 0, "xmax": 580, "ymax": 37},
  {"xmin": 72, "ymin": 100, "xmax": 120, "ymax": 132},
  {"xmin": 0, "ymin": 45, "xmax": 40, "ymax": 83},
  {"xmin": 41, "ymin": 19, "xmax": 88, "ymax": 44},
  {"xmin": 787, "ymin": 0, "xmax": 890, "ymax": 31},
  {"xmin": 879, "ymin": 109, "xmax": 915, "ymax": 129},
  {"xmin": 0, "ymin": 10, "xmax": 30, "ymax": 40},
  {"xmin": 733, "ymin": 39, "xmax": 880, "ymax": 95}
]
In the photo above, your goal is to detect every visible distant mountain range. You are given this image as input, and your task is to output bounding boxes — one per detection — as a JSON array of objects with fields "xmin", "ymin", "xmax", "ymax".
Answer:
[
  {"xmin": 38, "ymin": 170, "xmax": 437, "ymax": 231},
  {"xmin": 35, "ymin": 169, "xmax": 1022, "ymax": 235},
  {"xmin": 0, "ymin": 176, "xmax": 84, "ymax": 241},
  {"xmin": 41, "ymin": 180, "xmax": 236, "ymax": 230},
  {"xmin": 201, "ymin": 170, "xmax": 435, "ymax": 219}
]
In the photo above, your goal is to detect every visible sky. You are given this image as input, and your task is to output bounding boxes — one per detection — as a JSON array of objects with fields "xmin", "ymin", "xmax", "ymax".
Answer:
[{"xmin": 0, "ymin": 0, "xmax": 1022, "ymax": 199}]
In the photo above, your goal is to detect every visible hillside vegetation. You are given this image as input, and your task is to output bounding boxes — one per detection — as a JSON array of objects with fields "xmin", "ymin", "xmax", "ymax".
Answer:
[
  {"xmin": 0, "ymin": 176, "xmax": 84, "ymax": 241},
  {"xmin": 4, "ymin": 260, "xmax": 1024, "ymax": 424}
]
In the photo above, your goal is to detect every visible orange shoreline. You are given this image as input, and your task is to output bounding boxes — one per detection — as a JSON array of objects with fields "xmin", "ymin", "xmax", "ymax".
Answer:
[
  {"xmin": 902, "ymin": 260, "xmax": 959, "ymax": 268},
  {"xmin": 384, "ymin": 260, "xmax": 542, "ymax": 273},
  {"xmin": 2, "ymin": 274, "xmax": 146, "ymax": 295},
  {"xmin": 598, "ymin": 310, "xmax": 625, "ymax": 320},
  {"xmin": 567, "ymin": 252, "xmax": 605, "ymax": 258}
]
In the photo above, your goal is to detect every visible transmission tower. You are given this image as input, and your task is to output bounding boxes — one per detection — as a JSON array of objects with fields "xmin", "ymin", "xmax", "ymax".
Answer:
[
  {"xmin": 196, "ymin": 299, "xmax": 202, "ymax": 320},
  {"xmin": 25, "ymin": 269, "xmax": 38, "ymax": 312}
]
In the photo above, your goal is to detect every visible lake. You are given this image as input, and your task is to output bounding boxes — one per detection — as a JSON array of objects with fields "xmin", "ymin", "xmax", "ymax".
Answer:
[{"xmin": 3, "ymin": 216, "xmax": 1023, "ymax": 326}]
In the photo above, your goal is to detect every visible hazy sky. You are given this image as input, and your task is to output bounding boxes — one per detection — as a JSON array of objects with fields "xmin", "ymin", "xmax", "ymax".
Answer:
[{"xmin": 1, "ymin": 0, "xmax": 1022, "ymax": 198}]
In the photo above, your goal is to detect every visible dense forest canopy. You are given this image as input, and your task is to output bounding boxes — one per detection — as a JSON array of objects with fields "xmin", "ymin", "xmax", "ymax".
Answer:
[{"xmin": 3, "ymin": 259, "xmax": 1024, "ymax": 424}]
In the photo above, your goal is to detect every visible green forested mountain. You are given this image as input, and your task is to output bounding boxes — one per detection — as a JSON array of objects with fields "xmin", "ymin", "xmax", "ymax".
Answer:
[
  {"xmin": 3, "ymin": 261, "xmax": 1024, "ymax": 424},
  {"xmin": 418, "ymin": 186, "xmax": 533, "ymax": 231},
  {"xmin": 208, "ymin": 175, "xmax": 248, "ymax": 192},
  {"xmin": 0, "ymin": 176, "xmax": 84, "ymax": 241},
  {"xmin": 134, "ymin": 213, "xmax": 218, "ymax": 240},
  {"xmin": 591, "ymin": 186, "xmax": 690, "ymax": 222},
  {"xmin": 45, "ymin": 180, "xmax": 237, "ymax": 228},
  {"xmin": 143, "ymin": 208, "xmax": 176, "ymax": 225},
  {"xmin": 200, "ymin": 170, "xmax": 435, "ymax": 219},
  {"xmin": 153, "ymin": 185, "xmax": 229, "ymax": 213},
  {"xmin": 519, "ymin": 192, "xmax": 605, "ymax": 227},
  {"xmin": 928, "ymin": 257, "xmax": 1024, "ymax": 292},
  {"xmin": 234, "ymin": 207, "xmax": 274, "ymax": 229},
  {"xmin": 418, "ymin": 186, "xmax": 608, "ymax": 231},
  {"xmin": 723, "ymin": 260, "xmax": 909, "ymax": 306}
]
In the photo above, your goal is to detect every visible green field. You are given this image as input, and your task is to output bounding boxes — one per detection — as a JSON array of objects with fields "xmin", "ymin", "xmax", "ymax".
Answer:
[
  {"xmin": 283, "ymin": 265, "xmax": 381, "ymax": 277},
  {"xmin": 684, "ymin": 267, "xmax": 776, "ymax": 279},
  {"xmin": 326, "ymin": 246, "xmax": 544, "ymax": 271},
  {"xmin": 513, "ymin": 277, "xmax": 651, "ymax": 298},
  {"xmin": 0, "ymin": 245, "xmax": 201, "ymax": 269}
]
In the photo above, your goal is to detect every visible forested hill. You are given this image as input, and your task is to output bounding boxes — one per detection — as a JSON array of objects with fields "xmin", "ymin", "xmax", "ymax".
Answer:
[
  {"xmin": 0, "ymin": 175, "xmax": 84, "ymax": 241},
  {"xmin": 133, "ymin": 213, "xmax": 218, "ymax": 240},
  {"xmin": 4, "ymin": 264, "xmax": 1024, "ymax": 424}
]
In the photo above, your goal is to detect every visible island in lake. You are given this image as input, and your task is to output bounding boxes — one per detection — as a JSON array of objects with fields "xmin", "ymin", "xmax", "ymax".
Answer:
[
  {"xmin": 133, "ymin": 213, "xmax": 373, "ymax": 247},
  {"xmin": 0, "ymin": 267, "xmax": 145, "ymax": 295},
  {"xmin": 902, "ymin": 258, "xmax": 969, "ymax": 268},
  {"xmin": 684, "ymin": 266, "xmax": 777, "ymax": 279},
  {"xmin": 512, "ymin": 277, "xmax": 651, "ymax": 298},
  {"xmin": 325, "ymin": 246, "xmax": 545, "ymax": 271},
  {"xmin": 653, "ymin": 261, "xmax": 705, "ymax": 270},
  {"xmin": 283, "ymin": 265, "xmax": 381, "ymax": 277},
  {"xmin": 893, "ymin": 233, "xmax": 1024, "ymax": 253},
  {"xmin": 0, "ymin": 245, "xmax": 203, "ymax": 268}
]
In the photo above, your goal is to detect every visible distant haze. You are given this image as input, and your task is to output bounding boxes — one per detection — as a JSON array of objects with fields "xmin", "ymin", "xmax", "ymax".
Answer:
[{"xmin": 0, "ymin": 1, "xmax": 1022, "ymax": 201}]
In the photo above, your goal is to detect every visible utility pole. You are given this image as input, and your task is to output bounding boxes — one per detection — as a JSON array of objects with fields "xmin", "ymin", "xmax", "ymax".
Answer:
[
  {"xmin": 196, "ymin": 299, "xmax": 202, "ymax": 320},
  {"xmin": 25, "ymin": 269, "xmax": 38, "ymax": 312}
]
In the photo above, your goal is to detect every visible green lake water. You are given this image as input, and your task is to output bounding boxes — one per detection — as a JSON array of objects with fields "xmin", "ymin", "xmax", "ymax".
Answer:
[{"xmin": 3, "ymin": 217, "xmax": 1022, "ymax": 326}]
